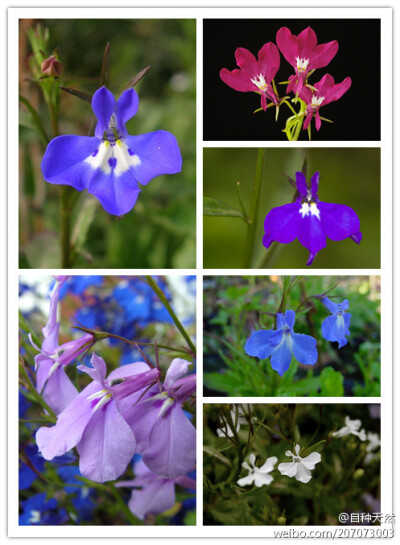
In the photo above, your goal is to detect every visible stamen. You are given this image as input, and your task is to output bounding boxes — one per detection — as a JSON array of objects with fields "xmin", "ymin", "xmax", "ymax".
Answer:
[
  {"xmin": 296, "ymin": 57, "xmax": 309, "ymax": 73},
  {"xmin": 250, "ymin": 74, "xmax": 269, "ymax": 92},
  {"xmin": 311, "ymin": 95, "xmax": 324, "ymax": 108}
]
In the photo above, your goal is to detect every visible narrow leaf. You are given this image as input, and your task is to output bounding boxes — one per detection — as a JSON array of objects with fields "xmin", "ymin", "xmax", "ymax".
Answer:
[
  {"xmin": 100, "ymin": 42, "xmax": 111, "ymax": 88},
  {"xmin": 19, "ymin": 95, "xmax": 49, "ymax": 145},
  {"xmin": 60, "ymin": 86, "xmax": 92, "ymax": 104},
  {"xmin": 203, "ymin": 197, "xmax": 246, "ymax": 221}
]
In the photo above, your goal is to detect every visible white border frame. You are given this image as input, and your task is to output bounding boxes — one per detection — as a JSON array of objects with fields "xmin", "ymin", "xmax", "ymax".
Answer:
[{"xmin": 8, "ymin": 3, "xmax": 393, "ymax": 540}]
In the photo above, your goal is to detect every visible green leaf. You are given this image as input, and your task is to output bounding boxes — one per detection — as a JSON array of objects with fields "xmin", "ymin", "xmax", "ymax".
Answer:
[
  {"xmin": 203, "ymin": 197, "xmax": 246, "ymax": 221},
  {"xmin": 203, "ymin": 446, "xmax": 232, "ymax": 467},
  {"xmin": 320, "ymin": 367, "xmax": 344, "ymax": 397},
  {"xmin": 203, "ymin": 372, "xmax": 243, "ymax": 394},
  {"xmin": 19, "ymin": 95, "xmax": 49, "ymax": 145}
]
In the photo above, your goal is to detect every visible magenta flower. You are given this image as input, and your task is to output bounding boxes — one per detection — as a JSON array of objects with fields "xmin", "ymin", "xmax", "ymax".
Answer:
[
  {"xmin": 220, "ymin": 43, "xmax": 280, "ymax": 111},
  {"xmin": 36, "ymin": 354, "xmax": 160, "ymax": 483},
  {"xmin": 29, "ymin": 277, "xmax": 94, "ymax": 414},
  {"xmin": 117, "ymin": 459, "xmax": 196, "ymax": 520},
  {"xmin": 276, "ymin": 26, "xmax": 338, "ymax": 94},
  {"xmin": 263, "ymin": 171, "xmax": 362, "ymax": 266},
  {"xmin": 123, "ymin": 358, "xmax": 196, "ymax": 479},
  {"xmin": 299, "ymin": 73, "xmax": 352, "ymax": 130}
]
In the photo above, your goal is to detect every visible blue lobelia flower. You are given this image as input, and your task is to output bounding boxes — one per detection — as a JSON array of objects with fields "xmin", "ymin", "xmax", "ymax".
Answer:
[
  {"xmin": 41, "ymin": 86, "xmax": 182, "ymax": 216},
  {"xmin": 245, "ymin": 309, "xmax": 318, "ymax": 376},
  {"xmin": 321, "ymin": 297, "xmax": 351, "ymax": 348},
  {"xmin": 263, "ymin": 171, "xmax": 362, "ymax": 266}
]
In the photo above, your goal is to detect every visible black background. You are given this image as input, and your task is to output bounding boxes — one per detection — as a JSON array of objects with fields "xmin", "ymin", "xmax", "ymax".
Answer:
[{"xmin": 203, "ymin": 19, "xmax": 381, "ymax": 141}]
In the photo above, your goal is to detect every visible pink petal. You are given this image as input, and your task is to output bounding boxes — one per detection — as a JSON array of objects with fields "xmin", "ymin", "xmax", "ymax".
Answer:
[
  {"xmin": 276, "ymin": 27, "xmax": 297, "ymax": 66},
  {"xmin": 219, "ymin": 68, "xmax": 255, "ymax": 92},
  {"xmin": 309, "ymin": 41, "xmax": 338, "ymax": 70},
  {"xmin": 297, "ymin": 26, "xmax": 317, "ymax": 58},
  {"xmin": 258, "ymin": 42, "xmax": 280, "ymax": 82}
]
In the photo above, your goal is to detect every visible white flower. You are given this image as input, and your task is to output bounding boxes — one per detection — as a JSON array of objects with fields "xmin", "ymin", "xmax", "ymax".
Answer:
[
  {"xmin": 216, "ymin": 408, "xmax": 247, "ymax": 437},
  {"xmin": 237, "ymin": 454, "xmax": 278, "ymax": 487},
  {"xmin": 278, "ymin": 444, "xmax": 321, "ymax": 484},
  {"xmin": 365, "ymin": 432, "xmax": 380, "ymax": 464},
  {"xmin": 366, "ymin": 432, "xmax": 380, "ymax": 452},
  {"xmin": 332, "ymin": 416, "xmax": 366, "ymax": 441}
]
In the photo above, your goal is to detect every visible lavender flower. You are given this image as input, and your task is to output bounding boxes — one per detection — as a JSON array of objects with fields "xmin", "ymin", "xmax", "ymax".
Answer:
[
  {"xmin": 117, "ymin": 458, "xmax": 196, "ymax": 520},
  {"xmin": 29, "ymin": 276, "xmax": 94, "ymax": 414},
  {"xmin": 36, "ymin": 353, "xmax": 159, "ymax": 483},
  {"xmin": 123, "ymin": 358, "xmax": 196, "ymax": 479},
  {"xmin": 263, "ymin": 171, "xmax": 362, "ymax": 265}
]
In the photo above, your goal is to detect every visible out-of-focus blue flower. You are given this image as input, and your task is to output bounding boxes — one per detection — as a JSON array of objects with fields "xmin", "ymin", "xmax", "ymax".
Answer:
[
  {"xmin": 245, "ymin": 309, "xmax": 318, "ymax": 376},
  {"xmin": 321, "ymin": 297, "xmax": 351, "ymax": 348},
  {"xmin": 19, "ymin": 493, "xmax": 69, "ymax": 525},
  {"xmin": 56, "ymin": 465, "xmax": 95, "ymax": 522},
  {"xmin": 19, "ymin": 390, "xmax": 31, "ymax": 419},
  {"xmin": 58, "ymin": 276, "xmax": 103, "ymax": 299},
  {"xmin": 19, "ymin": 445, "xmax": 45, "ymax": 490}
]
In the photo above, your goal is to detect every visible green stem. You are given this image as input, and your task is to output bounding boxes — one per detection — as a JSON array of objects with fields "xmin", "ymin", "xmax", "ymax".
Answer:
[
  {"xmin": 108, "ymin": 483, "xmax": 142, "ymax": 525},
  {"xmin": 59, "ymin": 186, "xmax": 80, "ymax": 268},
  {"xmin": 242, "ymin": 148, "xmax": 265, "ymax": 267},
  {"xmin": 144, "ymin": 276, "xmax": 196, "ymax": 356}
]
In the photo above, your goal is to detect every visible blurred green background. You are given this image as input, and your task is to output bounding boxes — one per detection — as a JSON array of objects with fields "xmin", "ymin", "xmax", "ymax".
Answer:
[
  {"xmin": 203, "ymin": 148, "xmax": 380, "ymax": 268},
  {"xmin": 19, "ymin": 19, "xmax": 196, "ymax": 268}
]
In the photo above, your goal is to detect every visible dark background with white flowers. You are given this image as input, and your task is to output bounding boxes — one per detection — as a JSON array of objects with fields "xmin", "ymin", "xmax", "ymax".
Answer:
[{"xmin": 203, "ymin": 18, "xmax": 381, "ymax": 141}]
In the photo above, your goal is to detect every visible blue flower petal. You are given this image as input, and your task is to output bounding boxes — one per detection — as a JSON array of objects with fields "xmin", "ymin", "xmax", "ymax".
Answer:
[
  {"xmin": 321, "ymin": 314, "xmax": 348, "ymax": 348},
  {"xmin": 321, "ymin": 296, "xmax": 339, "ymax": 314},
  {"xmin": 343, "ymin": 312, "xmax": 351, "ymax": 335},
  {"xmin": 319, "ymin": 202, "xmax": 361, "ymax": 242},
  {"xmin": 270, "ymin": 336, "xmax": 292, "ymax": 376},
  {"xmin": 263, "ymin": 202, "xmax": 302, "ymax": 249},
  {"xmin": 245, "ymin": 330, "xmax": 276, "ymax": 359},
  {"xmin": 291, "ymin": 332, "xmax": 318, "ymax": 365},
  {"xmin": 268, "ymin": 329, "xmax": 283, "ymax": 347},
  {"xmin": 116, "ymin": 88, "xmax": 139, "ymax": 137},
  {"xmin": 295, "ymin": 171, "xmax": 308, "ymax": 196},
  {"xmin": 310, "ymin": 171, "xmax": 319, "ymax": 197},
  {"xmin": 88, "ymin": 165, "xmax": 141, "ymax": 216},
  {"xmin": 284, "ymin": 309, "xmax": 296, "ymax": 329},
  {"xmin": 125, "ymin": 130, "xmax": 182, "ymax": 186},
  {"xmin": 41, "ymin": 136, "xmax": 99, "ymax": 190},
  {"xmin": 92, "ymin": 86, "xmax": 116, "ymax": 138},
  {"xmin": 276, "ymin": 313, "xmax": 286, "ymax": 330},
  {"xmin": 297, "ymin": 213, "xmax": 327, "ymax": 265}
]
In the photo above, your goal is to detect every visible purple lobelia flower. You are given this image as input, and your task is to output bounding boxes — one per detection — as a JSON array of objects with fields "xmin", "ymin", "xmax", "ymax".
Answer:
[
  {"xmin": 29, "ymin": 276, "xmax": 94, "ymax": 415},
  {"xmin": 263, "ymin": 171, "xmax": 362, "ymax": 266},
  {"xmin": 276, "ymin": 26, "xmax": 338, "ymax": 95},
  {"xmin": 41, "ymin": 86, "xmax": 182, "ymax": 216},
  {"xmin": 122, "ymin": 358, "xmax": 196, "ymax": 479},
  {"xmin": 36, "ymin": 353, "xmax": 160, "ymax": 483},
  {"xmin": 299, "ymin": 73, "xmax": 351, "ymax": 131},
  {"xmin": 321, "ymin": 297, "xmax": 351, "ymax": 348},
  {"xmin": 245, "ymin": 309, "xmax": 317, "ymax": 376},
  {"xmin": 117, "ymin": 458, "xmax": 196, "ymax": 520},
  {"xmin": 220, "ymin": 43, "xmax": 280, "ymax": 111}
]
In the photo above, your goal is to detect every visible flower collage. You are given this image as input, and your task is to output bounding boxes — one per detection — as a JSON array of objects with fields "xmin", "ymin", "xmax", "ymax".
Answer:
[{"xmin": 11, "ymin": 5, "xmax": 392, "ymax": 542}]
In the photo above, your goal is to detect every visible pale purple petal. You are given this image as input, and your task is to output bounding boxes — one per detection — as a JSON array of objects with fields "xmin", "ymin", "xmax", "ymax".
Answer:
[
  {"xmin": 164, "ymin": 358, "xmax": 191, "ymax": 390},
  {"xmin": 78, "ymin": 352, "xmax": 107, "ymax": 385},
  {"xmin": 128, "ymin": 479, "xmax": 175, "ymax": 520},
  {"xmin": 40, "ymin": 366, "xmax": 79, "ymax": 415},
  {"xmin": 143, "ymin": 404, "xmax": 196, "ymax": 479},
  {"xmin": 77, "ymin": 400, "xmax": 136, "ymax": 483}
]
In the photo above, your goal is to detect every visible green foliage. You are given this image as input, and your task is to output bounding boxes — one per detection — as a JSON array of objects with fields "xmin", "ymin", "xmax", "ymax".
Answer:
[
  {"xmin": 203, "ymin": 404, "xmax": 381, "ymax": 526},
  {"xmin": 203, "ymin": 276, "xmax": 381, "ymax": 397}
]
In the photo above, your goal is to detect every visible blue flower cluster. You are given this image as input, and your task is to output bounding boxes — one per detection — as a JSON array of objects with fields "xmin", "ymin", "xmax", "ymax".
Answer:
[{"xmin": 245, "ymin": 297, "xmax": 351, "ymax": 376}]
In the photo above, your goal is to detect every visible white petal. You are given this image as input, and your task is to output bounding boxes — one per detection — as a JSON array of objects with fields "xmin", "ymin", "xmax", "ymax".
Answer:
[
  {"xmin": 259, "ymin": 456, "xmax": 278, "ymax": 473},
  {"xmin": 278, "ymin": 461, "xmax": 298, "ymax": 478},
  {"xmin": 242, "ymin": 462, "xmax": 251, "ymax": 471},
  {"xmin": 301, "ymin": 452, "xmax": 321, "ymax": 469},
  {"xmin": 237, "ymin": 474, "xmax": 254, "ymax": 487},
  {"xmin": 254, "ymin": 472, "xmax": 274, "ymax": 487},
  {"xmin": 295, "ymin": 463, "xmax": 312, "ymax": 483},
  {"xmin": 294, "ymin": 444, "xmax": 301, "ymax": 455},
  {"xmin": 248, "ymin": 454, "xmax": 256, "ymax": 467}
]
